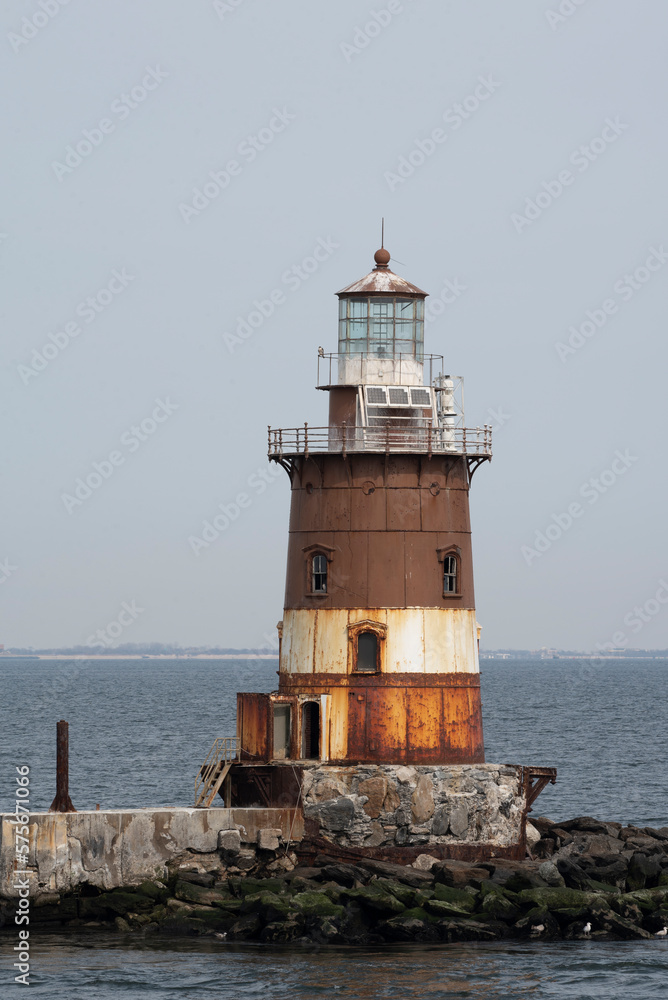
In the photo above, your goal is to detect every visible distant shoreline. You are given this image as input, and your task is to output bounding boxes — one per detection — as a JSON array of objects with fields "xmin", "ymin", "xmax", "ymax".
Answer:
[
  {"xmin": 0, "ymin": 653, "xmax": 666, "ymax": 661},
  {"xmin": 0, "ymin": 654, "xmax": 280, "ymax": 660}
]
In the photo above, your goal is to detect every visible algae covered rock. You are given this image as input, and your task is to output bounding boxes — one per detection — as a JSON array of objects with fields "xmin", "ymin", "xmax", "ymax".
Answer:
[
  {"xmin": 137, "ymin": 880, "xmax": 169, "ymax": 902},
  {"xmin": 291, "ymin": 891, "xmax": 345, "ymax": 919},
  {"xmin": 378, "ymin": 907, "xmax": 439, "ymax": 942},
  {"xmin": 174, "ymin": 880, "xmax": 226, "ymax": 907},
  {"xmin": 342, "ymin": 884, "xmax": 407, "ymax": 916},
  {"xmin": 479, "ymin": 892, "xmax": 520, "ymax": 923},
  {"xmin": 240, "ymin": 891, "xmax": 291, "ymax": 922},
  {"xmin": 227, "ymin": 877, "xmax": 285, "ymax": 897},
  {"xmin": 423, "ymin": 898, "xmax": 474, "ymax": 919},
  {"xmin": 431, "ymin": 883, "xmax": 476, "ymax": 911},
  {"xmin": 228, "ymin": 913, "xmax": 263, "ymax": 938},
  {"xmin": 518, "ymin": 886, "xmax": 604, "ymax": 910}
]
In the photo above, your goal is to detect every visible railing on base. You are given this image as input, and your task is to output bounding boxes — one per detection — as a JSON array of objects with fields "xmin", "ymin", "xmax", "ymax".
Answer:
[{"xmin": 194, "ymin": 736, "xmax": 240, "ymax": 808}]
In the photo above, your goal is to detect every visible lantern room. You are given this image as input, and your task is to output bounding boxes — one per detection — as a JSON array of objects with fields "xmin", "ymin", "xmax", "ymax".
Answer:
[{"xmin": 335, "ymin": 247, "xmax": 428, "ymax": 387}]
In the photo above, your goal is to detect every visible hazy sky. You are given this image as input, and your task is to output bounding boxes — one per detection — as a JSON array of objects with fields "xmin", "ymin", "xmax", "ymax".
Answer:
[{"xmin": 3, "ymin": 0, "xmax": 668, "ymax": 651}]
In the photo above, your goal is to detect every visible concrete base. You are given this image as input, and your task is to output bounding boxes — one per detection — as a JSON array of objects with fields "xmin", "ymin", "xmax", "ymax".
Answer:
[{"xmin": 0, "ymin": 807, "xmax": 302, "ymax": 897}]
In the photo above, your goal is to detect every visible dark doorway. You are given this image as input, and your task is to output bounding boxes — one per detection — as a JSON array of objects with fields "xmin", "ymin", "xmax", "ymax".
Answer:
[{"xmin": 301, "ymin": 701, "xmax": 320, "ymax": 759}]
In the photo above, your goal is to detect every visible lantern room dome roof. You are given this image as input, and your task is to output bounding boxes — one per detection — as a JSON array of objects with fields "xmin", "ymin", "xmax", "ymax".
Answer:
[{"xmin": 337, "ymin": 249, "xmax": 428, "ymax": 298}]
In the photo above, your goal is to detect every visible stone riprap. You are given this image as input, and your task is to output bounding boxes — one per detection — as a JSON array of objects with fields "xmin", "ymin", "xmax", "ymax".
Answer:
[
  {"xmin": 302, "ymin": 764, "xmax": 525, "ymax": 849},
  {"xmin": 3, "ymin": 816, "xmax": 668, "ymax": 943},
  {"xmin": 0, "ymin": 808, "xmax": 302, "ymax": 897}
]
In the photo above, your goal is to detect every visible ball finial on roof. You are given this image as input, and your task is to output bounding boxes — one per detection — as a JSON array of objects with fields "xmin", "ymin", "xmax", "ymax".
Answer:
[{"xmin": 374, "ymin": 247, "xmax": 391, "ymax": 267}]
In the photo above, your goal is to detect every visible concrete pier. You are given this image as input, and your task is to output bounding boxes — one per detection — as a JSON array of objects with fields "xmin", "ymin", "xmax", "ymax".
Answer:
[{"xmin": 0, "ymin": 807, "xmax": 302, "ymax": 897}]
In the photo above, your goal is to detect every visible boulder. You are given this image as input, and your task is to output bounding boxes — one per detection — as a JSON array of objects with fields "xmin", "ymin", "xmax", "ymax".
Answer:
[
  {"xmin": 439, "ymin": 917, "xmax": 501, "ymax": 942},
  {"xmin": 228, "ymin": 876, "xmax": 285, "ymax": 897},
  {"xmin": 358, "ymin": 858, "xmax": 434, "ymax": 887},
  {"xmin": 411, "ymin": 775, "xmax": 435, "ymax": 824},
  {"xmin": 479, "ymin": 892, "xmax": 520, "ymax": 922},
  {"xmin": 177, "ymin": 871, "xmax": 215, "ymax": 887},
  {"xmin": 319, "ymin": 862, "xmax": 366, "ymax": 887},
  {"xmin": 312, "ymin": 778, "xmax": 345, "ymax": 802},
  {"xmin": 316, "ymin": 796, "xmax": 356, "ymax": 832},
  {"xmin": 95, "ymin": 890, "xmax": 153, "ymax": 916},
  {"xmin": 174, "ymin": 880, "xmax": 227, "ymax": 907},
  {"xmin": 423, "ymin": 898, "xmax": 474, "ymax": 919},
  {"xmin": 228, "ymin": 913, "xmax": 262, "ymax": 938},
  {"xmin": 558, "ymin": 817, "xmax": 620, "ymax": 837},
  {"xmin": 526, "ymin": 823, "xmax": 542, "ymax": 849},
  {"xmin": 434, "ymin": 861, "xmax": 488, "ymax": 888},
  {"xmin": 342, "ymin": 884, "xmax": 406, "ymax": 916},
  {"xmin": 589, "ymin": 860, "xmax": 628, "ymax": 888},
  {"xmin": 643, "ymin": 827, "xmax": 668, "ymax": 842},
  {"xmin": 359, "ymin": 776, "xmax": 388, "ymax": 818},
  {"xmin": 374, "ymin": 879, "xmax": 417, "ymax": 907},
  {"xmin": 412, "ymin": 854, "xmax": 439, "ymax": 871},
  {"xmin": 240, "ymin": 891, "xmax": 291, "ymax": 922},
  {"xmin": 383, "ymin": 782, "xmax": 401, "ymax": 813},
  {"xmin": 379, "ymin": 907, "xmax": 439, "ymax": 942},
  {"xmin": 432, "ymin": 804, "xmax": 450, "ymax": 836},
  {"xmin": 260, "ymin": 916, "xmax": 304, "ymax": 943},
  {"xmin": 537, "ymin": 862, "xmax": 565, "ymax": 887},
  {"xmin": 598, "ymin": 909, "xmax": 652, "ymax": 939},
  {"xmin": 257, "ymin": 828, "xmax": 281, "ymax": 851},
  {"xmin": 449, "ymin": 802, "xmax": 470, "ymax": 838},
  {"xmin": 364, "ymin": 821, "xmax": 385, "ymax": 848},
  {"xmin": 555, "ymin": 857, "xmax": 591, "ymax": 891},
  {"xmin": 518, "ymin": 886, "xmax": 603, "ymax": 910},
  {"xmin": 531, "ymin": 817, "xmax": 556, "ymax": 835},
  {"xmin": 627, "ymin": 853, "xmax": 662, "ymax": 891},
  {"xmin": 431, "ymin": 883, "xmax": 476, "ymax": 911},
  {"xmin": 575, "ymin": 834, "xmax": 625, "ymax": 858},
  {"xmin": 159, "ymin": 914, "xmax": 214, "ymax": 936},
  {"xmin": 534, "ymin": 838, "xmax": 556, "ymax": 859},
  {"xmin": 291, "ymin": 891, "xmax": 345, "ymax": 919},
  {"xmin": 137, "ymin": 880, "xmax": 169, "ymax": 902},
  {"xmin": 217, "ymin": 829, "xmax": 241, "ymax": 855}
]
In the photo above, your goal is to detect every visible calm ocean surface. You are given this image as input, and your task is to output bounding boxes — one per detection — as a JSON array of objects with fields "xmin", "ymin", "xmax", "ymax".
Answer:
[{"xmin": 1, "ymin": 656, "xmax": 667, "ymax": 998}]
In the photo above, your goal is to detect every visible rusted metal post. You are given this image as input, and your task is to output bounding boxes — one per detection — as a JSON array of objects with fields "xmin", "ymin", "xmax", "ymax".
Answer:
[{"xmin": 49, "ymin": 720, "xmax": 76, "ymax": 813}]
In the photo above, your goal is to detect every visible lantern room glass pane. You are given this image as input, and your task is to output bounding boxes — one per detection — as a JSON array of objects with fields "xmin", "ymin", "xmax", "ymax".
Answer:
[
  {"xmin": 338, "ymin": 295, "xmax": 425, "ymax": 359},
  {"xmin": 350, "ymin": 300, "xmax": 368, "ymax": 319}
]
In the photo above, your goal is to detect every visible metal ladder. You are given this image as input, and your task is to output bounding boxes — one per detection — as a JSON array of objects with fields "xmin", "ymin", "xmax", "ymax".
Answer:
[{"xmin": 194, "ymin": 736, "xmax": 240, "ymax": 808}]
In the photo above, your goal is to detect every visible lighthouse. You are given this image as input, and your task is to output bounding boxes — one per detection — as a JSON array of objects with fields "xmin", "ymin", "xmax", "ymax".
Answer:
[
  {"xmin": 195, "ymin": 243, "xmax": 555, "ymax": 858},
  {"xmin": 236, "ymin": 245, "xmax": 493, "ymax": 774}
]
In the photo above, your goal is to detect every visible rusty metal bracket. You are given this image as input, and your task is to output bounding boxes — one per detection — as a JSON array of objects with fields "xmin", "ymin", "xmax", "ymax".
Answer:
[{"xmin": 521, "ymin": 765, "xmax": 557, "ymax": 813}]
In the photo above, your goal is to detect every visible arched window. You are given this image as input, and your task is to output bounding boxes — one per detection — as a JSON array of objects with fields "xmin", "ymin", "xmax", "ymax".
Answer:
[
  {"xmin": 312, "ymin": 554, "xmax": 327, "ymax": 593},
  {"xmin": 356, "ymin": 631, "xmax": 378, "ymax": 672},
  {"xmin": 438, "ymin": 547, "xmax": 461, "ymax": 597},
  {"xmin": 348, "ymin": 620, "xmax": 386, "ymax": 674},
  {"xmin": 443, "ymin": 555, "xmax": 457, "ymax": 594}
]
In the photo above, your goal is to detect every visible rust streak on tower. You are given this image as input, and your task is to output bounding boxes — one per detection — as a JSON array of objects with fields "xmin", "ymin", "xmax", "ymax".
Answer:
[{"xmin": 236, "ymin": 246, "xmax": 493, "ymax": 774}]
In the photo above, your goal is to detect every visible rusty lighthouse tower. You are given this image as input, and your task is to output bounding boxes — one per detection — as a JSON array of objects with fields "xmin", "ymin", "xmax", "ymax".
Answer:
[
  {"xmin": 196, "ymin": 242, "xmax": 556, "ymax": 855},
  {"xmin": 236, "ymin": 244, "xmax": 493, "ymax": 782}
]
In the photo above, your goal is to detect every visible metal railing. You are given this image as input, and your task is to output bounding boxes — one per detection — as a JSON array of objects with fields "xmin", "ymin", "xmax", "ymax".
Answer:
[
  {"xmin": 194, "ymin": 736, "xmax": 240, "ymax": 808},
  {"xmin": 268, "ymin": 423, "xmax": 492, "ymax": 459},
  {"xmin": 317, "ymin": 351, "xmax": 444, "ymax": 388}
]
